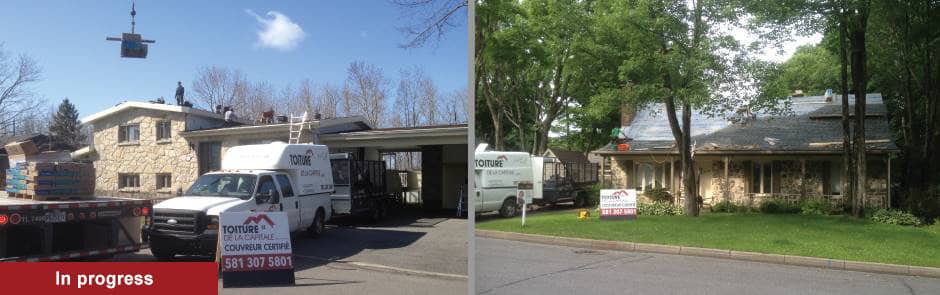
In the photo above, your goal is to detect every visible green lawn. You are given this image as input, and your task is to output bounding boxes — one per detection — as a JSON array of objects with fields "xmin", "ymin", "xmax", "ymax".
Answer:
[{"xmin": 476, "ymin": 210, "xmax": 940, "ymax": 268}]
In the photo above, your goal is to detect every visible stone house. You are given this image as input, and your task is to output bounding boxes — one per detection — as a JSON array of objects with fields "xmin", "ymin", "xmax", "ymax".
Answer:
[
  {"xmin": 76, "ymin": 101, "xmax": 469, "ymax": 211},
  {"xmin": 76, "ymin": 101, "xmax": 371, "ymax": 198},
  {"xmin": 592, "ymin": 93, "xmax": 898, "ymax": 209}
]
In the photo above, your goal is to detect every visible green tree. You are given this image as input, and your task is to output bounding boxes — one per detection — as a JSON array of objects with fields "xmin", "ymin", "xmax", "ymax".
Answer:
[
  {"xmin": 744, "ymin": 0, "xmax": 873, "ymax": 217},
  {"xmin": 863, "ymin": 0, "xmax": 940, "ymax": 218},
  {"xmin": 48, "ymin": 98, "xmax": 85, "ymax": 150},
  {"xmin": 586, "ymin": 0, "xmax": 787, "ymax": 216},
  {"xmin": 772, "ymin": 44, "xmax": 840, "ymax": 94}
]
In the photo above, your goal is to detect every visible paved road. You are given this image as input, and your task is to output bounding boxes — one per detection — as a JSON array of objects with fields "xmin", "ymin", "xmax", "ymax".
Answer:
[
  {"xmin": 116, "ymin": 213, "xmax": 468, "ymax": 294},
  {"xmin": 476, "ymin": 237, "xmax": 940, "ymax": 295}
]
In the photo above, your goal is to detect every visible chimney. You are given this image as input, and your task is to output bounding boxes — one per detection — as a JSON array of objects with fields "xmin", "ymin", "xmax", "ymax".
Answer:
[{"xmin": 620, "ymin": 103, "xmax": 636, "ymax": 128}]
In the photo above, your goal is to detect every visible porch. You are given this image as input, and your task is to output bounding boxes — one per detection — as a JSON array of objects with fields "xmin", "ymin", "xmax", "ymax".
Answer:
[{"xmin": 595, "ymin": 152, "xmax": 894, "ymax": 210}]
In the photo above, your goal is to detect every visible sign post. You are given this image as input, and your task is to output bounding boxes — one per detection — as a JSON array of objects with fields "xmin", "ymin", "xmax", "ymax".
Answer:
[
  {"xmin": 517, "ymin": 181, "xmax": 533, "ymax": 226},
  {"xmin": 599, "ymin": 189, "xmax": 638, "ymax": 221},
  {"xmin": 219, "ymin": 212, "xmax": 295, "ymax": 287}
]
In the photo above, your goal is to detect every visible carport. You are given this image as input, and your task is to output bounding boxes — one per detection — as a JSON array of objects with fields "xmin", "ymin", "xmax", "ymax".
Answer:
[
  {"xmin": 180, "ymin": 119, "xmax": 468, "ymax": 212},
  {"xmin": 321, "ymin": 125, "xmax": 468, "ymax": 211}
]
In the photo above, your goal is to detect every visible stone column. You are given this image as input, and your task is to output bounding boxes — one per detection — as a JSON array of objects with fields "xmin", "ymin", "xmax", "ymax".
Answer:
[{"xmin": 800, "ymin": 158, "xmax": 807, "ymax": 202}]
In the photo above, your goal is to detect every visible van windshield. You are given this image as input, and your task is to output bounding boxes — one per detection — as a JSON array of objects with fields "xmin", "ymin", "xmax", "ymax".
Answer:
[{"xmin": 185, "ymin": 174, "xmax": 257, "ymax": 199}]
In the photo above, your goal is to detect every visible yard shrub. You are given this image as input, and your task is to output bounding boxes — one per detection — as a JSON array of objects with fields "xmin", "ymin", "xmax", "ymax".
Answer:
[
  {"xmin": 587, "ymin": 183, "xmax": 602, "ymax": 206},
  {"xmin": 643, "ymin": 186, "xmax": 673, "ymax": 203},
  {"xmin": 758, "ymin": 199, "xmax": 800, "ymax": 214},
  {"xmin": 711, "ymin": 200, "xmax": 751, "ymax": 213},
  {"xmin": 710, "ymin": 200, "xmax": 744, "ymax": 213},
  {"xmin": 800, "ymin": 199, "xmax": 832, "ymax": 215},
  {"xmin": 871, "ymin": 209, "xmax": 922, "ymax": 226},
  {"xmin": 638, "ymin": 201, "xmax": 683, "ymax": 216}
]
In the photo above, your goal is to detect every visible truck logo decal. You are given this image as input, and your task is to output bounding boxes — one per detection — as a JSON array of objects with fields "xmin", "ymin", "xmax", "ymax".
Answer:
[
  {"xmin": 290, "ymin": 151, "xmax": 313, "ymax": 166},
  {"xmin": 475, "ymin": 155, "xmax": 506, "ymax": 168},
  {"xmin": 243, "ymin": 214, "xmax": 276, "ymax": 227}
]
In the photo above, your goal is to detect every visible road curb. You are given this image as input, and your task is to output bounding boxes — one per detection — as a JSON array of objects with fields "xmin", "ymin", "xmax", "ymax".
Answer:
[{"xmin": 475, "ymin": 229, "xmax": 940, "ymax": 279}]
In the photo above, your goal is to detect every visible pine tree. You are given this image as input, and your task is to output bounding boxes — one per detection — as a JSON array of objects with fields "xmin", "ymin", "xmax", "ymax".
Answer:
[{"xmin": 48, "ymin": 98, "xmax": 86, "ymax": 150}]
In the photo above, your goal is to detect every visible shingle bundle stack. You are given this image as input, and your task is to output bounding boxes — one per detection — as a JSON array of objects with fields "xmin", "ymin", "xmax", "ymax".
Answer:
[
  {"xmin": 4, "ymin": 140, "xmax": 96, "ymax": 201},
  {"xmin": 6, "ymin": 162, "xmax": 96, "ymax": 200}
]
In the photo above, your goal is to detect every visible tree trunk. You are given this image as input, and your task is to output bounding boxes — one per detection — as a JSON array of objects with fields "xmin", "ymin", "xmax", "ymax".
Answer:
[
  {"xmin": 483, "ymin": 88, "xmax": 504, "ymax": 150},
  {"xmin": 681, "ymin": 99, "xmax": 698, "ymax": 216},
  {"xmin": 849, "ymin": 10, "xmax": 869, "ymax": 217},
  {"xmin": 838, "ymin": 10, "xmax": 855, "ymax": 214}
]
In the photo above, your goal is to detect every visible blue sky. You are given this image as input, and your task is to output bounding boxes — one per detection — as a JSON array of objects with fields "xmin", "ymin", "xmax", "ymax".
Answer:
[{"xmin": 0, "ymin": 1, "xmax": 468, "ymax": 117}]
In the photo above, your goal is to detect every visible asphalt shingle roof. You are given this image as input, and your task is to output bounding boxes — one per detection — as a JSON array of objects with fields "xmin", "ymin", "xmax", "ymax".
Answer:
[{"xmin": 607, "ymin": 93, "xmax": 898, "ymax": 153}]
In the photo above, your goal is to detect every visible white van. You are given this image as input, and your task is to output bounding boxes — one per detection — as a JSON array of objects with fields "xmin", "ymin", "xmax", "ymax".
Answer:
[
  {"xmin": 474, "ymin": 144, "xmax": 543, "ymax": 217},
  {"xmin": 147, "ymin": 142, "xmax": 334, "ymax": 259}
]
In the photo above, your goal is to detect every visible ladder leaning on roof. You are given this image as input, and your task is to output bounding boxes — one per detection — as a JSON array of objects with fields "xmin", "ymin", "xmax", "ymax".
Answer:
[{"xmin": 288, "ymin": 112, "xmax": 307, "ymax": 144}]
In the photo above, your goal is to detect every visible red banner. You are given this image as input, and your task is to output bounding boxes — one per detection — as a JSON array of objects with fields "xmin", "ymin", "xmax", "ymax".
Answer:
[{"xmin": 0, "ymin": 262, "xmax": 217, "ymax": 294}]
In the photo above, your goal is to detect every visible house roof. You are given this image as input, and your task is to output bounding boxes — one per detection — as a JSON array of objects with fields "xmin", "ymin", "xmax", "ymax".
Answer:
[
  {"xmin": 320, "ymin": 124, "xmax": 467, "ymax": 150},
  {"xmin": 543, "ymin": 148, "xmax": 589, "ymax": 163},
  {"xmin": 80, "ymin": 101, "xmax": 240, "ymax": 125},
  {"xmin": 596, "ymin": 93, "xmax": 899, "ymax": 155},
  {"xmin": 179, "ymin": 116, "xmax": 374, "ymax": 138}
]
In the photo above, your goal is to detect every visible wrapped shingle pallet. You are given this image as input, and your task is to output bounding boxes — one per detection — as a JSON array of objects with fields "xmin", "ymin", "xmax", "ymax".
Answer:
[{"xmin": 5, "ymin": 162, "xmax": 96, "ymax": 201}]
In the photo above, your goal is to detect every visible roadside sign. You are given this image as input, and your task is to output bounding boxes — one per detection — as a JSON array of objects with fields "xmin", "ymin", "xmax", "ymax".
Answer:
[
  {"xmin": 219, "ymin": 212, "xmax": 295, "ymax": 287},
  {"xmin": 517, "ymin": 182, "xmax": 533, "ymax": 226},
  {"xmin": 516, "ymin": 182, "xmax": 533, "ymax": 206},
  {"xmin": 599, "ymin": 189, "xmax": 637, "ymax": 221}
]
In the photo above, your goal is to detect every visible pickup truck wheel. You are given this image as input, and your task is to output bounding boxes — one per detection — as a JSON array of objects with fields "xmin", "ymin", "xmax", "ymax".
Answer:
[
  {"xmin": 499, "ymin": 199, "xmax": 518, "ymax": 218},
  {"xmin": 150, "ymin": 245, "xmax": 175, "ymax": 261},
  {"xmin": 307, "ymin": 211, "xmax": 325, "ymax": 238}
]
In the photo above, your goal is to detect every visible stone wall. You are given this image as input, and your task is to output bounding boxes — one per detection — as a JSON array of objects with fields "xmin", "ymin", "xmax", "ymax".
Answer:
[
  {"xmin": 706, "ymin": 160, "xmax": 747, "ymax": 204},
  {"xmin": 608, "ymin": 157, "xmax": 631, "ymax": 189},
  {"xmin": 775, "ymin": 160, "xmax": 825, "ymax": 196},
  {"xmin": 91, "ymin": 109, "xmax": 201, "ymax": 198}
]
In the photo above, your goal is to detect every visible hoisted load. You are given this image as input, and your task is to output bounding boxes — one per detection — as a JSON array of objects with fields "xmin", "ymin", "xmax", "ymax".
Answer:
[{"xmin": 106, "ymin": 2, "xmax": 156, "ymax": 58}]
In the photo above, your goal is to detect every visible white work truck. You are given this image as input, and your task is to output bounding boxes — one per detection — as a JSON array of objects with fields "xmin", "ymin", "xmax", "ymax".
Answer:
[
  {"xmin": 146, "ymin": 142, "xmax": 334, "ymax": 260},
  {"xmin": 474, "ymin": 144, "xmax": 543, "ymax": 217}
]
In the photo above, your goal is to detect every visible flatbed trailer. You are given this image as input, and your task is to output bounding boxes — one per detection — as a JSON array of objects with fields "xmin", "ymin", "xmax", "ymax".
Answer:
[
  {"xmin": 538, "ymin": 161, "xmax": 599, "ymax": 207},
  {"xmin": 0, "ymin": 196, "xmax": 152, "ymax": 262}
]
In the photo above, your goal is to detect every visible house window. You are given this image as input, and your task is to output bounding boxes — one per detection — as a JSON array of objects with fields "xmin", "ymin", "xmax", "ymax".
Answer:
[
  {"xmin": 156, "ymin": 174, "xmax": 172, "ymax": 189},
  {"xmin": 635, "ymin": 162, "xmax": 670, "ymax": 191},
  {"xmin": 118, "ymin": 124, "xmax": 140, "ymax": 143},
  {"xmin": 751, "ymin": 162, "xmax": 773, "ymax": 194},
  {"xmin": 119, "ymin": 174, "xmax": 140, "ymax": 188},
  {"xmin": 156, "ymin": 121, "xmax": 172, "ymax": 141}
]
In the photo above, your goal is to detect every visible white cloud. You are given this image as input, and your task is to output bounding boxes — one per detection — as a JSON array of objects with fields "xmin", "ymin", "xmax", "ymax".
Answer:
[{"xmin": 246, "ymin": 10, "xmax": 306, "ymax": 51}]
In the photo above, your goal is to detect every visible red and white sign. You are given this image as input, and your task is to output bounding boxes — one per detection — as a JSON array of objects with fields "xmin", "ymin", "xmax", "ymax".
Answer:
[
  {"xmin": 219, "ymin": 212, "xmax": 293, "ymax": 272},
  {"xmin": 600, "ymin": 189, "xmax": 637, "ymax": 220}
]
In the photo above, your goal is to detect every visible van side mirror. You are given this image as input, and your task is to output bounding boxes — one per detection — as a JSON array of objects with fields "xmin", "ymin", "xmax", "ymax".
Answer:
[
  {"xmin": 269, "ymin": 189, "xmax": 280, "ymax": 204},
  {"xmin": 256, "ymin": 191, "xmax": 271, "ymax": 204}
]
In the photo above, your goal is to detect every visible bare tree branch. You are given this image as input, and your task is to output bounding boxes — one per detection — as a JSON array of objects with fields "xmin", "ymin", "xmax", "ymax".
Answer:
[{"xmin": 391, "ymin": 0, "xmax": 467, "ymax": 49}]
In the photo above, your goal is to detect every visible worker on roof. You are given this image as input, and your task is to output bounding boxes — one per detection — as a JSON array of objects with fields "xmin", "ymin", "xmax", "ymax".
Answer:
[{"xmin": 175, "ymin": 81, "xmax": 185, "ymax": 106}]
